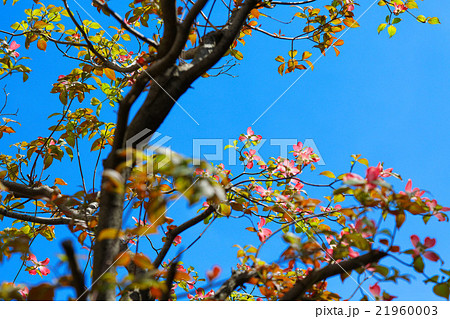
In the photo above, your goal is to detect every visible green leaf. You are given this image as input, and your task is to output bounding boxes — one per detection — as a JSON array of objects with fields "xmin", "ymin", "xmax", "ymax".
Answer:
[
  {"xmin": 433, "ymin": 283, "xmax": 449, "ymax": 300},
  {"xmin": 320, "ymin": 171, "xmax": 335, "ymax": 179},
  {"xmin": 392, "ymin": 18, "xmax": 402, "ymax": 25},
  {"xmin": 428, "ymin": 17, "xmax": 440, "ymax": 25},
  {"xmin": 417, "ymin": 15, "xmax": 427, "ymax": 23},
  {"xmin": 413, "ymin": 256, "xmax": 424, "ymax": 273},
  {"xmin": 388, "ymin": 25, "xmax": 396, "ymax": 38},
  {"xmin": 377, "ymin": 23, "xmax": 387, "ymax": 34},
  {"xmin": 90, "ymin": 22, "xmax": 101, "ymax": 29},
  {"xmin": 406, "ymin": 1, "xmax": 418, "ymax": 9}
]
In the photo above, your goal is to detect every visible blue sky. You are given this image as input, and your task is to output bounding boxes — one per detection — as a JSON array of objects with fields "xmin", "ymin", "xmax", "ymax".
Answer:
[{"xmin": 0, "ymin": 0, "xmax": 449, "ymax": 300}]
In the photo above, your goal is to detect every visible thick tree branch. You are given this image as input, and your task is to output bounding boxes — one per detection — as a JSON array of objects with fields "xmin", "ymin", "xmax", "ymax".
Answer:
[
  {"xmin": 161, "ymin": 255, "xmax": 179, "ymax": 301},
  {"xmin": 213, "ymin": 269, "xmax": 259, "ymax": 300},
  {"xmin": 62, "ymin": 240, "xmax": 87, "ymax": 301},
  {"xmin": 92, "ymin": 0, "xmax": 158, "ymax": 48},
  {"xmin": 0, "ymin": 179, "xmax": 98, "ymax": 219},
  {"xmin": 104, "ymin": 72, "xmax": 151, "ymax": 168},
  {"xmin": 153, "ymin": 205, "xmax": 215, "ymax": 268},
  {"xmin": 270, "ymin": 0, "xmax": 316, "ymax": 5},
  {"xmin": 0, "ymin": 207, "xmax": 72, "ymax": 225},
  {"xmin": 280, "ymin": 250, "xmax": 388, "ymax": 300},
  {"xmin": 183, "ymin": 0, "xmax": 259, "ymax": 81},
  {"xmin": 158, "ymin": 0, "xmax": 178, "ymax": 57}
]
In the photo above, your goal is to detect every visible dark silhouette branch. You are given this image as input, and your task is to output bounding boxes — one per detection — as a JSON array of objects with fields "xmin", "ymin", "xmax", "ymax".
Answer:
[
  {"xmin": 280, "ymin": 250, "xmax": 388, "ymax": 300},
  {"xmin": 0, "ymin": 207, "xmax": 72, "ymax": 225},
  {"xmin": 92, "ymin": 0, "xmax": 159, "ymax": 48},
  {"xmin": 161, "ymin": 255, "xmax": 180, "ymax": 301},
  {"xmin": 270, "ymin": 0, "xmax": 316, "ymax": 5},
  {"xmin": 153, "ymin": 205, "xmax": 215, "ymax": 268},
  {"xmin": 62, "ymin": 0, "xmax": 141, "ymax": 73},
  {"xmin": 158, "ymin": 0, "xmax": 178, "ymax": 57},
  {"xmin": 213, "ymin": 269, "xmax": 259, "ymax": 300},
  {"xmin": 62, "ymin": 240, "xmax": 87, "ymax": 301},
  {"xmin": 0, "ymin": 179, "xmax": 98, "ymax": 219}
]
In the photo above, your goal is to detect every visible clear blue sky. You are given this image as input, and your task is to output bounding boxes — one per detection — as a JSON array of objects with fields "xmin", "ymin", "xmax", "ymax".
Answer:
[{"xmin": 0, "ymin": 0, "xmax": 449, "ymax": 300}]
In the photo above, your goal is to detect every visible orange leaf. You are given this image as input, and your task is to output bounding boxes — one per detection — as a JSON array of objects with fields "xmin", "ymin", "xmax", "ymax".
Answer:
[
  {"xmin": 133, "ymin": 253, "xmax": 153, "ymax": 270},
  {"xmin": 54, "ymin": 178, "xmax": 67, "ymax": 186},
  {"xmin": 0, "ymin": 126, "xmax": 15, "ymax": 133},
  {"xmin": 206, "ymin": 265, "xmax": 221, "ymax": 281},
  {"xmin": 305, "ymin": 60, "xmax": 314, "ymax": 70},
  {"xmin": 250, "ymin": 8, "xmax": 260, "ymax": 19},
  {"xmin": 333, "ymin": 46, "xmax": 340, "ymax": 57},
  {"xmin": 302, "ymin": 51, "xmax": 312, "ymax": 60},
  {"xmin": 343, "ymin": 18, "xmax": 360, "ymax": 28},
  {"xmin": 334, "ymin": 39, "xmax": 344, "ymax": 46},
  {"xmin": 174, "ymin": 271, "xmax": 192, "ymax": 281},
  {"xmin": 115, "ymin": 251, "xmax": 131, "ymax": 267},
  {"xmin": 104, "ymin": 68, "xmax": 116, "ymax": 81},
  {"xmin": 37, "ymin": 39, "xmax": 47, "ymax": 51}
]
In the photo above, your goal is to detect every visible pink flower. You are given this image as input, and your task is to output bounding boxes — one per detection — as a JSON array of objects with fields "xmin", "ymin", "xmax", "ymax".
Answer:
[
  {"xmin": 27, "ymin": 253, "xmax": 50, "ymax": 276},
  {"xmin": 369, "ymin": 283, "xmax": 380, "ymax": 296},
  {"xmin": 345, "ymin": 0, "xmax": 354, "ymax": 12},
  {"xmin": 274, "ymin": 159, "xmax": 300, "ymax": 177},
  {"xmin": 366, "ymin": 166, "xmax": 379, "ymax": 183},
  {"xmin": 293, "ymin": 143, "xmax": 320, "ymax": 165},
  {"xmin": 401, "ymin": 179, "xmax": 425, "ymax": 199},
  {"xmin": 132, "ymin": 216, "xmax": 145, "ymax": 226},
  {"xmin": 254, "ymin": 185, "xmax": 273, "ymax": 198},
  {"xmin": 243, "ymin": 149, "xmax": 260, "ymax": 169},
  {"xmin": 173, "ymin": 235, "xmax": 182, "ymax": 246},
  {"xmin": 290, "ymin": 179, "xmax": 304, "ymax": 191},
  {"xmin": 342, "ymin": 172, "xmax": 364, "ymax": 186},
  {"xmin": 293, "ymin": 142, "xmax": 303, "ymax": 156},
  {"xmin": 239, "ymin": 127, "xmax": 262, "ymax": 142},
  {"xmin": 188, "ymin": 288, "xmax": 214, "ymax": 300},
  {"xmin": 410, "ymin": 235, "xmax": 440, "ymax": 261},
  {"xmin": 118, "ymin": 51, "xmax": 133, "ymax": 63},
  {"xmin": 393, "ymin": 3, "xmax": 407, "ymax": 15},
  {"xmin": 8, "ymin": 41, "xmax": 20, "ymax": 58},
  {"xmin": 257, "ymin": 217, "xmax": 272, "ymax": 242},
  {"xmin": 377, "ymin": 162, "xmax": 393, "ymax": 178},
  {"xmin": 18, "ymin": 285, "xmax": 29, "ymax": 298},
  {"xmin": 425, "ymin": 199, "xmax": 447, "ymax": 221},
  {"xmin": 348, "ymin": 247, "xmax": 359, "ymax": 258}
]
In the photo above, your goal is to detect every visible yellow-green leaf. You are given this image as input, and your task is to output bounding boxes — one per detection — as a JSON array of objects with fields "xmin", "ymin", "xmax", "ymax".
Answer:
[
  {"xmin": 320, "ymin": 171, "xmax": 335, "ymax": 179},
  {"xmin": 388, "ymin": 25, "xmax": 396, "ymax": 38},
  {"xmin": 428, "ymin": 17, "xmax": 440, "ymax": 25}
]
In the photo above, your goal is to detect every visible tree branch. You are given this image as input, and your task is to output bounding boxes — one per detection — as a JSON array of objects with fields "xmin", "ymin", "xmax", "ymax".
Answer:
[
  {"xmin": 280, "ymin": 250, "xmax": 388, "ymax": 300},
  {"xmin": 161, "ymin": 255, "xmax": 179, "ymax": 301},
  {"xmin": 0, "ymin": 179, "xmax": 98, "ymax": 219},
  {"xmin": 0, "ymin": 207, "xmax": 72, "ymax": 225},
  {"xmin": 62, "ymin": 240, "xmax": 87, "ymax": 300},
  {"xmin": 213, "ymin": 269, "xmax": 259, "ymax": 300},
  {"xmin": 270, "ymin": 0, "xmax": 316, "ymax": 5},
  {"xmin": 92, "ymin": 0, "xmax": 159, "ymax": 48},
  {"xmin": 158, "ymin": 0, "xmax": 178, "ymax": 57},
  {"xmin": 153, "ymin": 205, "xmax": 215, "ymax": 268},
  {"xmin": 62, "ymin": 0, "xmax": 140, "ymax": 73}
]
